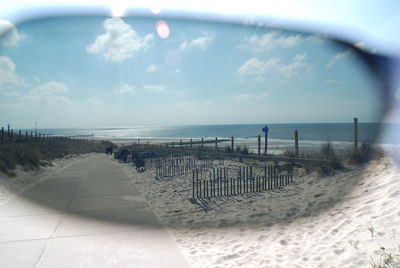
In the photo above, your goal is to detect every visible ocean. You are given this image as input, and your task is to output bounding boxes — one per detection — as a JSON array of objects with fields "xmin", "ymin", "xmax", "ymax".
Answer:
[{"xmin": 26, "ymin": 123, "xmax": 397, "ymax": 154}]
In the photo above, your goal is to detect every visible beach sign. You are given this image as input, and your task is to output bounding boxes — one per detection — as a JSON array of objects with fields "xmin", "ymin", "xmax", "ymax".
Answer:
[{"xmin": 262, "ymin": 126, "xmax": 269, "ymax": 133}]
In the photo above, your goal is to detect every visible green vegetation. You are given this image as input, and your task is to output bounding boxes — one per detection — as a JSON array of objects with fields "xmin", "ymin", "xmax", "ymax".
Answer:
[
  {"xmin": 235, "ymin": 146, "xmax": 249, "ymax": 155},
  {"xmin": 370, "ymin": 248, "xmax": 400, "ymax": 268},
  {"xmin": 0, "ymin": 138, "xmax": 114, "ymax": 176},
  {"xmin": 289, "ymin": 142, "xmax": 385, "ymax": 176}
]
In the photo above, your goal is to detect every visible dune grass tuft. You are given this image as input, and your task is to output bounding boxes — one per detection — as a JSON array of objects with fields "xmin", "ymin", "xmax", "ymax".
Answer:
[{"xmin": 0, "ymin": 139, "xmax": 114, "ymax": 176}]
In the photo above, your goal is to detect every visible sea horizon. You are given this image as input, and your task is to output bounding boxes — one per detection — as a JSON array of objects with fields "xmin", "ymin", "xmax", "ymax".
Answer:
[{"xmin": 12, "ymin": 122, "xmax": 396, "ymax": 145}]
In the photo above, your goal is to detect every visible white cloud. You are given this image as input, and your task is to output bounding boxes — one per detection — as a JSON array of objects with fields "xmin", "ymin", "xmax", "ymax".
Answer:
[
  {"xmin": 86, "ymin": 18, "xmax": 154, "ymax": 62},
  {"xmin": 242, "ymin": 32, "xmax": 302, "ymax": 52},
  {"xmin": 235, "ymin": 93, "xmax": 253, "ymax": 101},
  {"xmin": 20, "ymin": 81, "xmax": 70, "ymax": 104},
  {"xmin": 326, "ymin": 49, "xmax": 352, "ymax": 68},
  {"xmin": 0, "ymin": 91, "xmax": 20, "ymax": 97},
  {"xmin": 0, "ymin": 56, "xmax": 28, "ymax": 90},
  {"xmin": 175, "ymin": 68, "xmax": 181, "ymax": 74},
  {"xmin": 179, "ymin": 33, "xmax": 215, "ymax": 51},
  {"xmin": 146, "ymin": 64, "xmax": 157, "ymax": 73},
  {"xmin": 234, "ymin": 92, "xmax": 268, "ymax": 101},
  {"xmin": 0, "ymin": 20, "xmax": 27, "ymax": 47},
  {"xmin": 279, "ymin": 53, "xmax": 308, "ymax": 78},
  {"xmin": 118, "ymin": 84, "xmax": 136, "ymax": 94},
  {"xmin": 237, "ymin": 53, "xmax": 309, "ymax": 81},
  {"xmin": 143, "ymin": 84, "xmax": 167, "ymax": 93},
  {"xmin": 86, "ymin": 97, "xmax": 103, "ymax": 105},
  {"xmin": 237, "ymin": 57, "xmax": 281, "ymax": 75}
]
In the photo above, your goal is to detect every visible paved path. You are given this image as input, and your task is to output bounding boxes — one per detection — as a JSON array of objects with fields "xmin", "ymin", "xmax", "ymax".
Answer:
[{"xmin": 0, "ymin": 154, "xmax": 190, "ymax": 268}]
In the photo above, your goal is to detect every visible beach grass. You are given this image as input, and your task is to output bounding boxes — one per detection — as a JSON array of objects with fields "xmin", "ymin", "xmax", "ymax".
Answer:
[
  {"xmin": 0, "ymin": 139, "xmax": 114, "ymax": 176},
  {"xmin": 285, "ymin": 142, "xmax": 386, "ymax": 176}
]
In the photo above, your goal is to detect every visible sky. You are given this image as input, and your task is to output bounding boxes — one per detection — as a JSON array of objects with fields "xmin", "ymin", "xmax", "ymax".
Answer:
[{"xmin": 0, "ymin": 16, "xmax": 383, "ymax": 128}]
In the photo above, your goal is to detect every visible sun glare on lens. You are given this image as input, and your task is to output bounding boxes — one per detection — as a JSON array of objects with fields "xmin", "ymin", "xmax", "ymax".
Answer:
[{"xmin": 156, "ymin": 20, "xmax": 170, "ymax": 39}]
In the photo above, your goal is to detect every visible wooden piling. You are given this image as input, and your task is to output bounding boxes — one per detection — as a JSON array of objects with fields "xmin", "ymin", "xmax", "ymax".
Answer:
[
  {"xmin": 354, "ymin": 117, "xmax": 358, "ymax": 151},
  {"xmin": 294, "ymin": 130, "xmax": 299, "ymax": 157},
  {"xmin": 215, "ymin": 137, "xmax": 218, "ymax": 150},
  {"xmin": 258, "ymin": 135, "xmax": 261, "ymax": 155},
  {"xmin": 264, "ymin": 131, "xmax": 268, "ymax": 155}
]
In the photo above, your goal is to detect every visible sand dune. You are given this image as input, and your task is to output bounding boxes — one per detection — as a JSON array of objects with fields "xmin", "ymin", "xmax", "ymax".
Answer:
[
  {"xmin": 121, "ymin": 157, "xmax": 400, "ymax": 267},
  {"xmin": 0, "ymin": 153, "xmax": 95, "ymax": 205}
]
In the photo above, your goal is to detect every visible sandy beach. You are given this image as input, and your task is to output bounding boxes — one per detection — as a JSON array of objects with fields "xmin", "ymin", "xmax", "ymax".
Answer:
[
  {"xmin": 1, "ymin": 151, "xmax": 398, "ymax": 267},
  {"xmin": 118, "ymin": 156, "xmax": 400, "ymax": 268}
]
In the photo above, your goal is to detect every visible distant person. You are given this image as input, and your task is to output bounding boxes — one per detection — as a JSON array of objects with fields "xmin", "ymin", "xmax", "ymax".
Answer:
[{"xmin": 105, "ymin": 146, "xmax": 113, "ymax": 155}]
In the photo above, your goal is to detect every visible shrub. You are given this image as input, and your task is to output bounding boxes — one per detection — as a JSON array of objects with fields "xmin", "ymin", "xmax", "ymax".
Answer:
[{"xmin": 347, "ymin": 143, "xmax": 385, "ymax": 165}]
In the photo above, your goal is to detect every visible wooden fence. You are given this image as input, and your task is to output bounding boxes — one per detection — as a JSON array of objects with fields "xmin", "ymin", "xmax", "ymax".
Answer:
[
  {"xmin": 0, "ymin": 126, "xmax": 99, "ymax": 145},
  {"xmin": 154, "ymin": 156, "xmax": 224, "ymax": 180},
  {"xmin": 191, "ymin": 164, "xmax": 293, "ymax": 200}
]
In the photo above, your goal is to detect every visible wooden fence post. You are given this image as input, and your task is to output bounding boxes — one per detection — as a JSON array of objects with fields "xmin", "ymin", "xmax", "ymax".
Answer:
[
  {"xmin": 7, "ymin": 124, "xmax": 10, "ymax": 137},
  {"xmin": 354, "ymin": 117, "xmax": 358, "ymax": 151},
  {"xmin": 180, "ymin": 139, "xmax": 183, "ymax": 148},
  {"xmin": 294, "ymin": 130, "xmax": 299, "ymax": 157},
  {"xmin": 264, "ymin": 131, "xmax": 268, "ymax": 155},
  {"xmin": 190, "ymin": 138, "xmax": 193, "ymax": 149},
  {"xmin": 201, "ymin": 137, "xmax": 204, "ymax": 149},
  {"xmin": 215, "ymin": 137, "xmax": 218, "ymax": 150},
  {"xmin": 257, "ymin": 135, "xmax": 261, "ymax": 155},
  {"xmin": 231, "ymin": 136, "xmax": 234, "ymax": 152}
]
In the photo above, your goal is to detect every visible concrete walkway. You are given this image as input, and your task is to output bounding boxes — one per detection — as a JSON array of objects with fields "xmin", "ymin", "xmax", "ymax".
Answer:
[{"xmin": 0, "ymin": 154, "xmax": 190, "ymax": 268}]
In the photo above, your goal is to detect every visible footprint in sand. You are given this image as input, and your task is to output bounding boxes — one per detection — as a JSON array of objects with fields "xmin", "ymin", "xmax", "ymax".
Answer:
[{"xmin": 279, "ymin": 240, "xmax": 288, "ymax": 246}]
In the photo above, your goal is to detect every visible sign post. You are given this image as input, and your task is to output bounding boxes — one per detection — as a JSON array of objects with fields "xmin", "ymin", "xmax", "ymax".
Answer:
[{"xmin": 262, "ymin": 126, "xmax": 269, "ymax": 155}]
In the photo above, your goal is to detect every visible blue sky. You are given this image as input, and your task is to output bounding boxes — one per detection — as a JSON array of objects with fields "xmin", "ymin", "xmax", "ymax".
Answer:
[{"xmin": 0, "ymin": 16, "xmax": 382, "ymax": 128}]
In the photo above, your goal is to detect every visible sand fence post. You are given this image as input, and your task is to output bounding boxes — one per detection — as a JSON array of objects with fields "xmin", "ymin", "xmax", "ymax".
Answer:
[
  {"xmin": 215, "ymin": 137, "xmax": 218, "ymax": 150},
  {"xmin": 190, "ymin": 138, "xmax": 193, "ymax": 149},
  {"xmin": 294, "ymin": 130, "xmax": 299, "ymax": 157},
  {"xmin": 264, "ymin": 131, "xmax": 268, "ymax": 155},
  {"xmin": 231, "ymin": 136, "xmax": 234, "ymax": 151},
  {"xmin": 354, "ymin": 117, "xmax": 358, "ymax": 151}
]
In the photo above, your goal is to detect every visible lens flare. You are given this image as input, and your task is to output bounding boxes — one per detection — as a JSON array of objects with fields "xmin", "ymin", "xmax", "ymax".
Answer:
[
  {"xmin": 156, "ymin": 20, "xmax": 170, "ymax": 39},
  {"xmin": 150, "ymin": 6, "xmax": 161, "ymax": 14}
]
